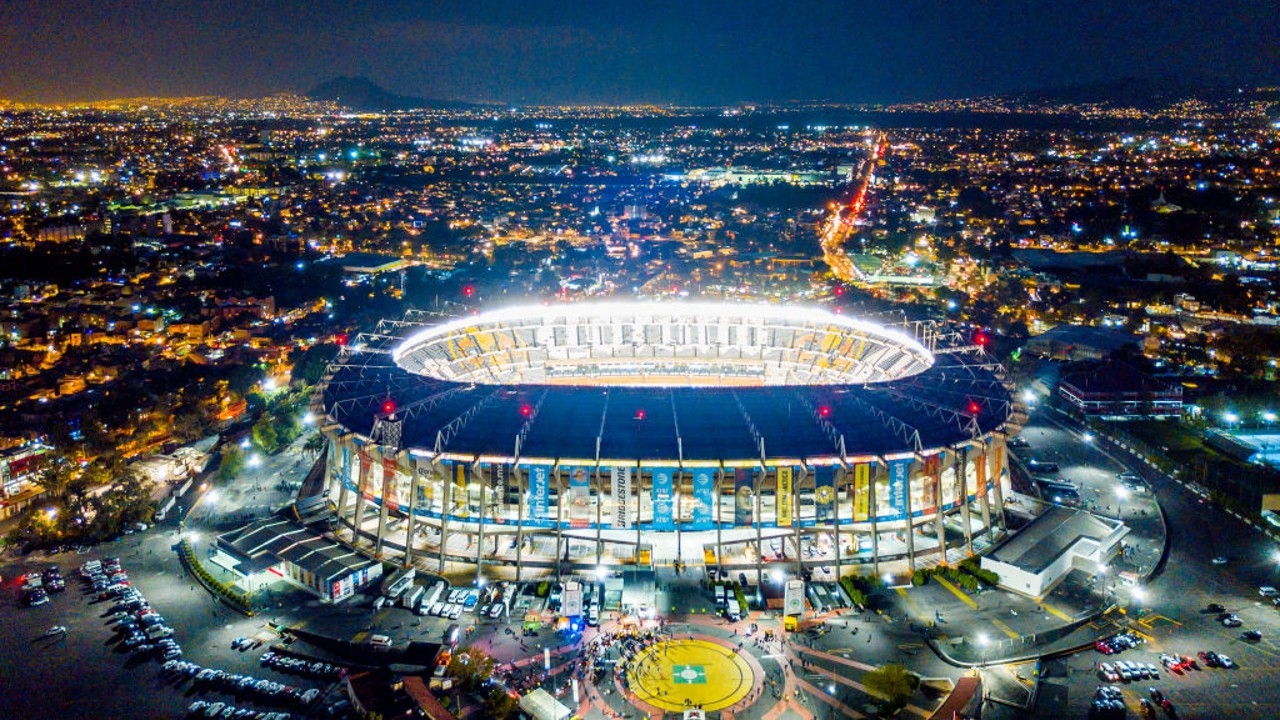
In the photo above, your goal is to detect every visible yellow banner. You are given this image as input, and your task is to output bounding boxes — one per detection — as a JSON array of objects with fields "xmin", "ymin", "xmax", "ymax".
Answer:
[
  {"xmin": 455, "ymin": 463, "xmax": 469, "ymax": 517},
  {"xmin": 776, "ymin": 466, "xmax": 793, "ymax": 527},
  {"xmin": 853, "ymin": 463, "xmax": 870, "ymax": 522},
  {"xmin": 974, "ymin": 452, "xmax": 987, "ymax": 498},
  {"xmin": 992, "ymin": 445, "xmax": 1004, "ymax": 491}
]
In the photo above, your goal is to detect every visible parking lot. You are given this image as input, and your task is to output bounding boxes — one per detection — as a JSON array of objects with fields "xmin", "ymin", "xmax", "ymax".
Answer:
[{"xmin": 0, "ymin": 531, "xmax": 341, "ymax": 720}]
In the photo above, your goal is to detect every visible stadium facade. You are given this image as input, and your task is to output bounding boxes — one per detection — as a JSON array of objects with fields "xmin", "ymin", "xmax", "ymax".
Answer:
[{"xmin": 318, "ymin": 302, "xmax": 1014, "ymax": 580}]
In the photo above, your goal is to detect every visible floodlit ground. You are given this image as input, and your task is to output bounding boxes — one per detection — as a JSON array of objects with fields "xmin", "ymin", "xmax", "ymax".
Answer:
[{"xmin": 625, "ymin": 638, "xmax": 753, "ymax": 712}]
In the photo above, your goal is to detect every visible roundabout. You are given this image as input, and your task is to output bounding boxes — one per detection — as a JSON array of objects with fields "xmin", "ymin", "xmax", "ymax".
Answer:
[{"xmin": 624, "ymin": 638, "xmax": 755, "ymax": 712}]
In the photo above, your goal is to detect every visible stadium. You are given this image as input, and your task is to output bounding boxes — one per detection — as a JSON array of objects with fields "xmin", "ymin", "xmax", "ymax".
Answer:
[{"xmin": 317, "ymin": 302, "xmax": 1014, "ymax": 581}]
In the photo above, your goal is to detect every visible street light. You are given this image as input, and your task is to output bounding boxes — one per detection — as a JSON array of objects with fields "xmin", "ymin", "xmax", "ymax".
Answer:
[
  {"xmin": 1082, "ymin": 432, "xmax": 1094, "ymax": 444},
  {"xmin": 45, "ymin": 507, "xmax": 57, "ymax": 520},
  {"xmin": 1114, "ymin": 485, "xmax": 1129, "ymax": 516}
]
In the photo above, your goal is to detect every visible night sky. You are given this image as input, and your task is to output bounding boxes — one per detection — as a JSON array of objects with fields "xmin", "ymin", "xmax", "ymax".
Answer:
[{"xmin": 3, "ymin": 0, "xmax": 1277, "ymax": 105}]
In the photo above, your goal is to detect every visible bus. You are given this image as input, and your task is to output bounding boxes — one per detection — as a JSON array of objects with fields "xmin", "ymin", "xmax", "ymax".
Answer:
[{"xmin": 1036, "ymin": 479, "xmax": 1080, "ymax": 504}]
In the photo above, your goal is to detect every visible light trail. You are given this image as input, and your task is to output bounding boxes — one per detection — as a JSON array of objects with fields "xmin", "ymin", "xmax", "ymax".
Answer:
[{"xmin": 819, "ymin": 133, "xmax": 886, "ymax": 285}]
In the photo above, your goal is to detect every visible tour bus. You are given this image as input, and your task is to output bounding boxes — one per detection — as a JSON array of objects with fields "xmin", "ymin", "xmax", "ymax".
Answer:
[{"xmin": 401, "ymin": 584, "xmax": 426, "ymax": 610}]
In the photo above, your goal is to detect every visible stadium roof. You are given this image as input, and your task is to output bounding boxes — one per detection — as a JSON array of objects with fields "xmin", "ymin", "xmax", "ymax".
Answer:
[{"xmin": 322, "ymin": 306, "xmax": 1012, "ymax": 464}]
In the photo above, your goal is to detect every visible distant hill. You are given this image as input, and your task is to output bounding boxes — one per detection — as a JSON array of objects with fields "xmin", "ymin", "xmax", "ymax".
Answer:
[
  {"xmin": 306, "ymin": 77, "xmax": 474, "ymax": 112},
  {"xmin": 998, "ymin": 76, "xmax": 1245, "ymax": 108}
]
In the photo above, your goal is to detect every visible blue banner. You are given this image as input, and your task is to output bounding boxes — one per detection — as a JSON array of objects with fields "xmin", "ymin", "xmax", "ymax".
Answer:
[
  {"xmin": 815, "ymin": 465, "xmax": 836, "ymax": 521},
  {"xmin": 733, "ymin": 468, "xmax": 754, "ymax": 526},
  {"xmin": 889, "ymin": 458, "xmax": 911, "ymax": 519},
  {"xmin": 529, "ymin": 465, "xmax": 550, "ymax": 522},
  {"xmin": 691, "ymin": 469, "xmax": 714, "ymax": 530},
  {"xmin": 651, "ymin": 467, "xmax": 675, "ymax": 530}
]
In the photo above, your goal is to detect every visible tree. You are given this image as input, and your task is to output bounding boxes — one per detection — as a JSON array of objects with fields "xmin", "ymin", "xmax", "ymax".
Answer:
[
  {"xmin": 483, "ymin": 687, "xmax": 519, "ymax": 720},
  {"xmin": 252, "ymin": 415, "xmax": 280, "ymax": 454},
  {"xmin": 446, "ymin": 647, "xmax": 497, "ymax": 691},
  {"xmin": 862, "ymin": 663, "xmax": 920, "ymax": 715},
  {"xmin": 303, "ymin": 433, "xmax": 327, "ymax": 459},
  {"xmin": 219, "ymin": 447, "xmax": 246, "ymax": 482}
]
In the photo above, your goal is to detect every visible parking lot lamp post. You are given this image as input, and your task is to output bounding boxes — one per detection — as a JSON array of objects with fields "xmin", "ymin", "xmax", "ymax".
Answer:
[
  {"xmin": 975, "ymin": 632, "xmax": 990, "ymax": 666},
  {"xmin": 1114, "ymin": 486, "xmax": 1129, "ymax": 517}
]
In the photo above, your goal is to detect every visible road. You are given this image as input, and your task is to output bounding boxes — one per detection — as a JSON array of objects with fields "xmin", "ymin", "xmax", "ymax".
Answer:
[
  {"xmin": 819, "ymin": 134, "xmax": 884, "ymax": 284},
  {"xmin": 998, "ymin": 409, "xmax": 1280, "ymax": 719}
]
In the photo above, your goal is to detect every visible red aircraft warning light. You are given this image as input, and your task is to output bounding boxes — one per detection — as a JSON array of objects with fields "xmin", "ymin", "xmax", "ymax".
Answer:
[
  {"xmin": 382, "ymin": 399, "xmax": 396, "ymax": 415},
  {"xmin": 520, "ymin": 404, "xmax": 533, "ymax": 418},
  {"xmin": 967, "ymin": 400, "xmax": 981, "ymax": 415},
  {"xmin": 818, "ymin": 405, "xmax": 832, "ymax": 418},
  {"xmin": 635, "ymin": 409, "xmax": 646, "ymax": 421}
]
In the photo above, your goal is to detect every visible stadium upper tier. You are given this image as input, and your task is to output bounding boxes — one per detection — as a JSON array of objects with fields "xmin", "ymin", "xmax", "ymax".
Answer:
[
  {"xmin": 391, "ymin": 302, "xmax": 934, "ymax": 387},
  {"xmin": 324, "ymin": 304, "xmax": 1010, "ymax": 464}
]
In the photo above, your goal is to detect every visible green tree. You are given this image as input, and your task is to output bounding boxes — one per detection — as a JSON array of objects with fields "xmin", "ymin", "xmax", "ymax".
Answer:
[
  {"xmin": 219, "ymin": 447, "xmax": 246, "ymax": 482},
  {"xmin": 252, "ymin": 415, "xmax": 280, "ymax": 454},
  {"xmin": 483, "ymin": 686, "xmax": 519, "ymax": 720},
  {"xmin": 303, "ymin": 433, "xmax": 327, "ymax": 459},
  {"xmin": 446, "ymin": 647, "xmax": 497, "ymax": 691},
  {"xmin": 862, "ymin": 663, "xmax": 920, "ymax": 715}
]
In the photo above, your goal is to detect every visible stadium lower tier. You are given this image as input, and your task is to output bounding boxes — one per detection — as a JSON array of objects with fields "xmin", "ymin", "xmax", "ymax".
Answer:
[{"xmin": 321, "ymin": 435, "xmax": 1010, "ymax": 575}]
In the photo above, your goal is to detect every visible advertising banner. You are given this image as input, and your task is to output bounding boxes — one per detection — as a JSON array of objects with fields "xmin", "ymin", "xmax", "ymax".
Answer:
[
  {"xmin": 922, "ymin": 454, "xmax": 940, "ymax": 514},
  {"xmin": 975, "ymin": 451, "xmax": 988, "ymax": 498},
  {"xmin": 951, "ymin": 451, "xmax": 965, "ymax": 505},
  {"xmin": 529, "ymin": 465, "xmax": 550, "ymax": 522},
  {"xmin": 852, "ymin": 463, "xmax": 870, "ymax": 522},
  {"xmin": 568, "ymin": 466, "xmax": 591, "ymax": 528},
  {"xmin": 382, "ymin": 456, "xmax": 400, "ymax": 513},
  {"xmin": 453, "ymin": 463, "xmax": 470, "ymax": 518},
  {"xmin": 490, "ymin": 463, "xmax": 507, "ymax": 514},
  {"xmin": 888, "ymin": 458, "xmax": 911, "ymax": 519},
  {"xmin": 691, "ymin": 469, "xmax": 714, "ymax": 530},
  {"xmin": 651, "ymin": 467, "xmax": 675, "ymax": 530},
  {"xmin": 733, "ymin": 467, "xmax": 754, "ymax": 526},
  {"xmin": 611, "ymin": 466, "xmax": 632, "ymax": 529},
  {"xmin": 341, "ymin": 445, "xmax": 351, "ymax": 492},
  {"xmin": 776, "ymin": 466, "xmax": 793, "ymax": 528},
  {"xmin": 414, "ymin": 458, "xmax": 435, "ymax": 510},
  {"xmin": 359, "ymin": 452, "xmax": 373, "ymax": 501},
  {"xmin": 991, "ymin": 444, "xmax": 1004, "ymax": 491},
  {"xmin": 815, "ymin": 465, "xmax": 836, "ymax": 522}
]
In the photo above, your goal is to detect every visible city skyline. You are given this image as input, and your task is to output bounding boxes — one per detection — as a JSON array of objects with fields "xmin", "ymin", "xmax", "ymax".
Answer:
[{"xmin": 3, "ymin": 0, "xmax": 1279, "ymax": 105}]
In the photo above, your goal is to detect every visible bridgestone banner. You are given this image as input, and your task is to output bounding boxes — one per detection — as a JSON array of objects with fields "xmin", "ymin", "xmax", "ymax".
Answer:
[
  {"xmin": 776, "ymin": 466, "xmax": 793, "ymax": 528},
  {"xmin": 611, "ymin": 466, "xmax": 632, "ymax": 529},
  {"xmin": 652, "ymin": 467, "xmax": 675, "ymax": 530},
  {"xmin": 991, "ymin": 444, "xmax": 1004, "ymax": 493},
  {"xmin": 691, "ymin": 469, "xmax": 714, "ymax": 530}
]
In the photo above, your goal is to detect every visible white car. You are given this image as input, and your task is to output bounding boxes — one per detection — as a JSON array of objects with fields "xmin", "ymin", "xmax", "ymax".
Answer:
[
  {"xmin": 1259, "ymin": 586, "xmax": 1278, "ymax": 597},
  {"xmin": 1212, "ymin": 557, "xmax": 1228, "ymax": 565}
]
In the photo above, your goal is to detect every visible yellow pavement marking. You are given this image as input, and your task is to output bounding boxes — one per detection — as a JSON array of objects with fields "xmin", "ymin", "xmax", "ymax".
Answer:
[
  {"xmin": 1043, "ymin": 603, "xmax": 1073, "ymax": 622},
  {"xmin": 933, "ymin": 575, "xmax": 979, "ymax": 609},
  {"xmin": 896, "ymin": 587, "xmax": 923, "ymax": 617},
  {"xmin": 627, "ymin": 639, "xmax": 752, "ymax": 712},
  {"xmin": 351, "ymin": 630, "xmax": 368, "ymax": 643},
  {"xmin": 1138, "ymin": 614, "xmax": 1181, "ymax": 629},
  {"xmin": 991, "ymin": 618, "xmax": 1020, "ymax": 639}
]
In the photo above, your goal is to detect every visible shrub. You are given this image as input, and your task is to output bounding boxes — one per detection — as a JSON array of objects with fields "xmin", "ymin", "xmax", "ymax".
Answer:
[
  {"xmin": 535, "ymin": 580, "xmax": 550, "ymax": 598},
  {"xmin": 911, "ymin": 569, "xmax": 929, "ymax": 586}
]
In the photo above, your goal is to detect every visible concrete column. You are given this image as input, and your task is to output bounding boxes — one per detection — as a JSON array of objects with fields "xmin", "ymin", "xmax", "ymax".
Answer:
[
  {"xmin": 716, "ymin": 467, "xmax": 724, "ymax": 578},
  {"xmin": 335, "ymin": 438, "xmax": 351, "ymax": 536},
  {"xmin": 476, "ymin": 463, "xmax": 487, "ymax": 580},
  {"xmin": 870, "ymin": 462, "xmax": 881, "ymax": 578},
  {"xmin": 403, "ymin": 459, "xmax": 417, "ymax": 568},
  {"xmin": 904, "ymin": 464, "xmax": 915, "ymax": 573},
  {"xmin": 796, "ymin": 466, "xmax": 807, "ymax": 582},
  {"xmin": 595, "ymin": 465, "xmax": 603, "ymax": 565},
  {"xmin": 375, "ymin": 451, "xmax": 390, "ymax": 556},
  {"xmin": 959, "ymin": 448, "xmax": 973, "ymax": 555},
  {"xmin": 440, "ymin": 463, "xmax": 451, "ymax": 574},
  {"xmin": 352, "ymin": 449, "xmax": 368, "ymax": 548},
  {"xmin": 754, "ymin": 468, "xmax": 763, "ymax": 586},
  {"xmin": 933, "ymin": 465, "xmax": 947, "ymax": 566},
  {"xmin": 515, "ymin": 467, "xmax": 525, "ymax": 582}
]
